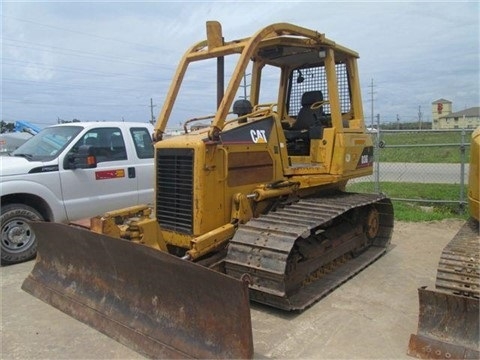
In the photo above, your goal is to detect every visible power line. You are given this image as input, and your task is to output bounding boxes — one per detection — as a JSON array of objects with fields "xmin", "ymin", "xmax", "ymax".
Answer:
[
  {"xmin": 1, "ymin": 57, "xmax": 164, "ymax": 81},
  {"xmin": 3, "ymin": 38, "xmax": 165, "ymax": 68},
  {"xmin": 2, "ymin": 77, "xmax": 155, "ymax": 94},
  {"xmin": 1, "ymin": 98, "xmax": 147, "ymax": 108},
  {"xmin": 2, "ymin": 15, "xmax": 161, "ymax": 52}
]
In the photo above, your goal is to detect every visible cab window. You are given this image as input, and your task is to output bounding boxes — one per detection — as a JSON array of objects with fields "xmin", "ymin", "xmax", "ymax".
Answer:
[
  {"xmin": 70, "ymin": 128, "xmax": 127, "ymax": 163},
  {"xmin": 130, "ymin": 127, "xmax": 154, "ymax": 159}
]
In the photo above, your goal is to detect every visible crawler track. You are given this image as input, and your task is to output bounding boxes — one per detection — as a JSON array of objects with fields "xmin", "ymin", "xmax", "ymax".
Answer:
[
  {"xmin": 224, "ymin": 192, "xmax": 394, "ymax": 310},
  {"xmin": 435, "ymin": 218, "xmax": 480, "ymax": 298}
]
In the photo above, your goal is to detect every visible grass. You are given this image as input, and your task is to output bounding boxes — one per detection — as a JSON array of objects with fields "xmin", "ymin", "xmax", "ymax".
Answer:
[
  {"xmin": 347, "ymin": 130, "xmax": 474, "ymax": 221},
  {"xmin": 375, "ymin": 131, "xmax": 472, "ymax": 163},
  {"xmin": 347, "ymin": 181, "xmax": 469, "ymax": 222}
]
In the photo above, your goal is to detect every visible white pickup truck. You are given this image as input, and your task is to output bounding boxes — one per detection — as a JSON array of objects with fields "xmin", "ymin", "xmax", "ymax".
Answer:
[{"xmin": 1, "ymin": 122, "xmax": 155, "ymax": 265}]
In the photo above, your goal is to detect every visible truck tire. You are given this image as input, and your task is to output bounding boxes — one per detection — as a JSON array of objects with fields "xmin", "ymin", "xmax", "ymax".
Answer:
[{"xmin": 1, "ymin": 204, "xmax": 43, "ymax": 265}]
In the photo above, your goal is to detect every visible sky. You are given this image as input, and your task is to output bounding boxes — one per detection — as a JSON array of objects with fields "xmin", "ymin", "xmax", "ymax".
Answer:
[{"xmin": 1, "ymin": 1, "xmax": 479, "ymax": 130}]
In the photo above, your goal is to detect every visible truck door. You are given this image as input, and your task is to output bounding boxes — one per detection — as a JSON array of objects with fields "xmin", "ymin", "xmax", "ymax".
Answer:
[{"xmin": 59, "ymin": 127, "xmax": 142, "ymax": 221}]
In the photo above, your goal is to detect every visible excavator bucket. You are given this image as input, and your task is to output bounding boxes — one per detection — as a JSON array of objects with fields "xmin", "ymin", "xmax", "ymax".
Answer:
[{"xmin": 22, "ymin": 222, "xmax": 254, "ymax": 359}]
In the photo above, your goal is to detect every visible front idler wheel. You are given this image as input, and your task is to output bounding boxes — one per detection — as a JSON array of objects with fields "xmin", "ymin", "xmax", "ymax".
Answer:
[{"xmin": 365, "ymin": 207, "xmax": 380, "ymax": 240}]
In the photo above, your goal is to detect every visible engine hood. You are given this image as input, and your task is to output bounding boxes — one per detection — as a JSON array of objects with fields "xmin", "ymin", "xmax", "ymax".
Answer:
[{"xmin": 0, "ymin": 156, "xmax": 56, "ymax": 177}]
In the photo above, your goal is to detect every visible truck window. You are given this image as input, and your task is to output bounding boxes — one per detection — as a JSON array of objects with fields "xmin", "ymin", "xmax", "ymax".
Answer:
[
  {"xmin": 70, "ymin": 128, "xmax": 127, "ymax": 163},
  {"xmin": 130, "ymin": 127, "xmax": 154, "ymax": 159},
  {"xmin": 108, "ymin": 131, "xmax": 127, "ymax": 160},
  {"xmin": 11, "ymin": 126, "xmax": 82, "ymax": 161}
]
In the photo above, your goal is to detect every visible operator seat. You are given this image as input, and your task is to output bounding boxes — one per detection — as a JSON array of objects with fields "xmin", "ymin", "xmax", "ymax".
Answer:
[
  {"xmin": 294, "ymin": 90, "xmax": 324, "ymax": 130},
  {"xmin": 284, "ymin": 90, "xmax": 325, "ymax": 141}
]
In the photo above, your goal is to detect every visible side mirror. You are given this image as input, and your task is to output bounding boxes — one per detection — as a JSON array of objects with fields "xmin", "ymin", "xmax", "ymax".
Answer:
[{"xmin": 65, "ymin": 145, "xmax": 97, "ymax": 169}]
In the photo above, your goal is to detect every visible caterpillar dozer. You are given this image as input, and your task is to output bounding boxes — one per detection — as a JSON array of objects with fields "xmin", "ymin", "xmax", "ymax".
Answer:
[
  {"xmin": 22, "ymin": 21, "xmax": 394, "ymax": 359},
  {"xmin": 407, "ymin": 127, "xmax": 480, "ymax": 359}
]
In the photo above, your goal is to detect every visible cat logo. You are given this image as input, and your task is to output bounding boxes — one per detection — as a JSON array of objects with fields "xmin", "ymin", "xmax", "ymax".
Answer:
[
  {"xmin": 215, "ymin": 117, "xmax": 273, "ymax": 144},
  {"xmin": 250, "ymin": 129, "xmax": 267, "ymax": 143}
]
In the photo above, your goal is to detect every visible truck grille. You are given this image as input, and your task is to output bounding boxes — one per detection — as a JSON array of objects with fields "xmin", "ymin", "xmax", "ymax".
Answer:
[{"xmin": 156, "ymin": 148, "xmax": 194, "ymax": 234}]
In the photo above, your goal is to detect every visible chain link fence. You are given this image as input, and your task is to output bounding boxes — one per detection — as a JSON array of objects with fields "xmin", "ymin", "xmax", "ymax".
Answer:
[{"xmin": 349, "ymin": 129, "xmax": 473, "ymax": 212}]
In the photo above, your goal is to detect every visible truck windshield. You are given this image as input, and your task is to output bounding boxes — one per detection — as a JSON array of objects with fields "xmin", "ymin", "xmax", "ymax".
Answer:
[{"xmin": 11, "ymin": 126, "xmax": 83, "ymax": 161}]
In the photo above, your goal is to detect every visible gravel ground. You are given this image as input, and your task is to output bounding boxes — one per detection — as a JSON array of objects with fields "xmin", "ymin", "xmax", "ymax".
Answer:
[{"xmin": 1, "ymin": 219, "xmax": 465, "ymax": 359}]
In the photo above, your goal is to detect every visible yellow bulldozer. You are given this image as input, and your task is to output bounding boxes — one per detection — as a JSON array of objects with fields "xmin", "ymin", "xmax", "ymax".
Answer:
[
  {"xmin": 22, "ymin": 21, "xmax": 394, "ymax": 358},
  {"xmin": 407, "ymin": 126, "xmax": 479, "ymax": 359}
]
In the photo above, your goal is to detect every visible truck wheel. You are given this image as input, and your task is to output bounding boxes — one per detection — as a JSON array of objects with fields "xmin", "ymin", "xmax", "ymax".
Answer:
[{"xmin": 1, "ymin": 204, "xmax": 43, "ymax": 265}]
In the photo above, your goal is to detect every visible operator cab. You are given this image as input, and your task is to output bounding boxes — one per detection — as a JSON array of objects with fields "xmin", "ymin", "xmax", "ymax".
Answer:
[{"xmin": 283, "ymin": 89, "xmax": 329, "ymax": 156}]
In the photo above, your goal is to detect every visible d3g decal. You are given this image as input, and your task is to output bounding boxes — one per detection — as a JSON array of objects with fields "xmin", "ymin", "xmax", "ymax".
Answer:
[{"xmin": 356, "ymin": 146, "xmax": 374, "ymax": 168}]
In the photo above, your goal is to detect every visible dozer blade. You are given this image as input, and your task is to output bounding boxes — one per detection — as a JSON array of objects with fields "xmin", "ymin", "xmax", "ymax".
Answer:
[
  {"xmin": 407, "ymin": 287, "xmax": 480, "ymax": 359},
  {"xmin": 22, "ymin": 222, "xmax": 253, "ymax": 359},
  {"xmin": 408, "ymin": 218, "xmax": 480, "ymax": 359}
]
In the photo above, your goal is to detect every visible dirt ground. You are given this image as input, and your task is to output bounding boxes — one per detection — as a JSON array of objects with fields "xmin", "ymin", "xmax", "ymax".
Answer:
[{"xmin": 1, "ymin": 219, "xmax": 465, "ymax": 359}]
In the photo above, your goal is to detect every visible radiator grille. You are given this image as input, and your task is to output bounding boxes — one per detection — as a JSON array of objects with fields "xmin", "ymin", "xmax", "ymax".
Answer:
[{"xmin": 156, "ymin": 148, "xmax": 194, "ymax": 234}]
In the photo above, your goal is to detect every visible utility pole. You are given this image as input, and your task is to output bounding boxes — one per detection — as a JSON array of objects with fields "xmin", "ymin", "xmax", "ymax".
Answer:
[
  {"xmin": 239, "ymin": 73, "xmax": 251, "ymax": 100},
  {"xmin": 396, "ymin": 114, "xmax": 400, "ymax": 130},
  {"xmin": 374, "ymin": 113, "xmax": 380, "ymax": 193},
  {"xmin": 418, "ymin": 105, "xmax": 422, "ymax": 130},
  {"xmin": 150, "ymin": 98, "xmax": 156, "ymax": 125}
]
